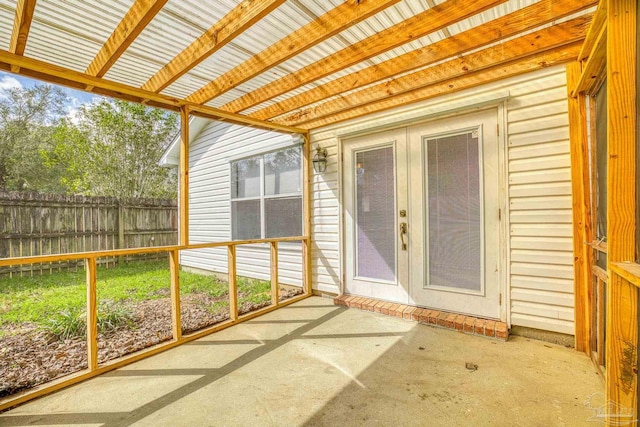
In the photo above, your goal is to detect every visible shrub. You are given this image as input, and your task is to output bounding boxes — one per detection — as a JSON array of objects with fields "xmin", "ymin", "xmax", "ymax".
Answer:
[
  {"xmin": 42, "ymin": 303, "xmax": 136, "ymax": 340},
  {"xmin": 42, "ymin": 309, "xmax": 85, "ymax": 340},
  {"xmin": 97, "ymin": 302, "xmax": 135, "ymax": 333}
]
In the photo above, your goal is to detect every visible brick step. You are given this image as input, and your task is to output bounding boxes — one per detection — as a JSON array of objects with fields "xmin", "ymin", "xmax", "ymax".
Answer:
[{"xmin": 334, "ymin": 294, "xmax": 508, "ymax": 341}]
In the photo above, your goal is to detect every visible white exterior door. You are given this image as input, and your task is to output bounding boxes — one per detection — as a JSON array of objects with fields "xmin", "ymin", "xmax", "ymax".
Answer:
[
  {"xmin": 407, "ymin": 109, "xmax": 501, "ymax": 319},
  {"xmin": 342, "ymin": 109, "xmax": 502, "ymax": 318},
  {"xmin": 343, "ymin": 129, "xmax": 410, "ymax": 304}
]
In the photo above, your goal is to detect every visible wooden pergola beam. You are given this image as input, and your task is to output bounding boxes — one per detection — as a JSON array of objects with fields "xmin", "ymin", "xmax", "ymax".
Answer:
[
  {"xmin": 184, "ymin": 0, "xmax": 403, "ymax": 105},
  {"xmin": 578, "ymin": 0, "xmax": 607, "ymax": 62},
  {"xmin": 301, "ymin": 43, "xmax": 582, "ymax": 130},
  {"xmin": 277, "ymin": 18, "xmax": 590, "ymax": 126},
  {"xmin": 0, "ymin": 48, "xmax": 307, "ymax": 134},
  {"xmin": 86, "ymin": 0, "xmax": 168, "ymax": 78},
  {"xmin": 9, "ymin": 0, "xmax": 36, "ymax": 56},
  {"xmin": 142, "ymin": 0, "xmax": 286, "ymax": 93},
  {"xmin": 221, "ymin": 0, "xmax": 507, "ymax": 113},
  {"xmin": 250, "ymin": 0, "xmax": 597, "ymax": 121}
]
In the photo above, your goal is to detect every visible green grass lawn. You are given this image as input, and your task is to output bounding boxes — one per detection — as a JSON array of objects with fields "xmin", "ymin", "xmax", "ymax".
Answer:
[{"xmin": 0, "ymin": 260, "xmax": 271, "ymax": 327}]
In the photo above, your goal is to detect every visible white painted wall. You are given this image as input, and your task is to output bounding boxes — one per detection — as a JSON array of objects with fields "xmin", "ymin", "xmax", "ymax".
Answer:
[
  {"xmin": 178, "ymin": 120, "xmax": 304, "ymax": 287},
  {"xmin": 309, "ymin": 65, "xmax": 575, "ymax": 335}
]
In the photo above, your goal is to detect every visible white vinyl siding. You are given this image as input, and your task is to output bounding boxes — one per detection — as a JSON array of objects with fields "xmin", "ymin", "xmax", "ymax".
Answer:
[
  {"xmin": 181, "ymin": 121, "xmax": 303, "ymax": 287},
  {"xmin": 309, "ymin": 66, "xmax": 575, "ymax": 335}
]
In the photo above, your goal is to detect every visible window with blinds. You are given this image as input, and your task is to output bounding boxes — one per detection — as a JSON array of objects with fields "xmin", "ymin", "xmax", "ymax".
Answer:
[
  {"xmin": 425, "ymin": 131, "xmax": 482, "ymax": 292},
  {"xmin": 355, "ymin": 146, "xmax": 396, "ymax": 282}
]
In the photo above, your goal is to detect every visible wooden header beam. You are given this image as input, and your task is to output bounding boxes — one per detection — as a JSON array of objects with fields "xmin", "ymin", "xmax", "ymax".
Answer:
[
  {"xmin": 0, "ymin": 48, "xmax": 307, "ymax": 134},
  {"xmin": 142, "ymin": 0, "xmax": 286, "ymax": 93},
  {"xmin": 86, "ymin": 0, "xmax": 168, "ymax": 78},
  {"xmin": 249, "ymin": 0, "xmax": 597, "ymax": 122},
  {"xmin": 185, "ymin": 0, "xmax": 403, "ymax": 105}
]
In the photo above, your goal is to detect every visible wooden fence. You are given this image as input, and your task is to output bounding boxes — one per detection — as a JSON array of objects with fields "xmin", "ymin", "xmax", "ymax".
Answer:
[{"xmin": 0, "ymin": 191, "xmax": 177, "ymax": 275}]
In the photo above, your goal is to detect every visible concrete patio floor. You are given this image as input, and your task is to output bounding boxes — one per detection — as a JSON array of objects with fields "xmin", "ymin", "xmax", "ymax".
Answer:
[{"xmin": 1, "ymin": 296, "xmax": 603, "ymax": 426}]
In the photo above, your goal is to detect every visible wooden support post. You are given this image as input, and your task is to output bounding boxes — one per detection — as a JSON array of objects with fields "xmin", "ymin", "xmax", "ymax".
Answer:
[
  {"xmin": 169, "ymin": 249, "xmax": 181, "ymax": 341},
  {"xmin": 566, "ymin": 62, "xmax": 591, "ymax": 353},
  {"xmin": 179, "ymin": 106, "xmax": 190, "ymax": 246},
  {"xmin": 85, "ymin": 257, "xmax": 98, "ymax": 371},
  {"xmin": 228, "ymin": 245, "xmax": 238, "ymax": 321},
  {"xmin": 270, "ymin": 241, "xmax": 279, "ymax": 306},
  {"xmin": 302, "ymin": 132, "xmax": 312, "ymax": 295},
  {"xmin": 605, "ymin": 0, "xmax": 638, "ymax": 420}
]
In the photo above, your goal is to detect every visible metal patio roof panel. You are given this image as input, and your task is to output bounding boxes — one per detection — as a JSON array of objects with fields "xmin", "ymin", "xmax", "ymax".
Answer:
[
  {"xmin": 120, "ymin": 8, "xmax": 205, "ymax": 70},
  {"xmin": 0, "ymin": 4, "xmax": 13, "ymax": 52},
  {"xmin": 445, "ymin": 0, "xmax": 538, "ymax": 36},
  {"xmin": 24, "ymin": 22, "xmax": 101, "ymax": 73},
  {"xmin": 103, "ymin": 51, "xmax": 167, "ymax": 88},
  {"xmin": 161, "ymin": 0, "xmax": 241, "ymax": 32},
  {"xmin": 23, "ymin": 0, "xmax": 135, "ymax": 72},
  {"xmin": 183, "ymin": 1, "xmax": 312, "ymax": 83}
]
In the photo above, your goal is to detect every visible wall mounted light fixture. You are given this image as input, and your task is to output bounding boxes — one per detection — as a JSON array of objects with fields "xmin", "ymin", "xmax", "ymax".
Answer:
[{"xmin": 312, "ymin": 146, "xmax": 328, "ymax": 173}]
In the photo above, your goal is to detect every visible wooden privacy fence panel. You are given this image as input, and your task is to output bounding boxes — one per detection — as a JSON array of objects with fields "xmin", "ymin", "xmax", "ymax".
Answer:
[{"xmin": 0, "ymin": 191, "xmax": 177, "ymax": 275}]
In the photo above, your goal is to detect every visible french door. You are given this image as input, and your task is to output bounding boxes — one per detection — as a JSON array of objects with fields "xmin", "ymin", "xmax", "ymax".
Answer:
[
  {"xmin": 343, "ymin": 109, "xmax": 502, "ymax": 319},
  {"xmin": 343, "ymin": 129, "xmax": 410, "ymax": 303}
]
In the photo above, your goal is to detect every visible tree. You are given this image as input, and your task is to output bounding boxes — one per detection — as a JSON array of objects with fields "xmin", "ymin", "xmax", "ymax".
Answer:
[
  {"xmin": 52, "ymin": 100, "xmax": 179, "ymax": 198},
  {"xmin": 0, "ymin": 84, "xmax": 67, "ymax": 191}
]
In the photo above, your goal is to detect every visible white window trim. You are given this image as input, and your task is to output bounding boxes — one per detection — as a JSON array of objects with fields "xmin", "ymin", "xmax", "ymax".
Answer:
[{"xmin": 229, "ymin": 145, "xmax": 303, "ymax": 241}]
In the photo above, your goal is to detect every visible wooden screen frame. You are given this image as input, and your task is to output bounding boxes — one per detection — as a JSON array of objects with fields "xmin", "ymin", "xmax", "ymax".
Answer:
[{"xmin": 568, "ymin": 0, "xmax": 638, "ymax": 423}]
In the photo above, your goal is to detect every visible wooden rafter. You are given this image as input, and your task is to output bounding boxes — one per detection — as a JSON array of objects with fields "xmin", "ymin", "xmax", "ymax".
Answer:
[
  {"xmin": 250, "ymin": 0, "xmax": 598, "ymax": 121},
  {"xmin": 142, "ymin": 0, "xmax": 286, "ymax": 93},
  {"xmin": 0, "ymin": 48, "xmax": 306, "ymax": 134},
  {"xmin": 86, "ymin": 0, "xmax": 168, "ymax": 78},
  {"xmin": 221, "ymin": 0, "xmax": 507, "ymax": 113},
  {"xmin": 278, "ymin": 18, "xmax": 591, "ymax": 126},
  {"xmin": 9, "ymin": 0, "xmax": 36, "ymax": 56},
  {"xmin": 184, "ymin": 0, "xmax": 402, "ymax": 105},
  {"xmin": 300, "ymin": 43, "xmax": 582, "ymax": 130}
]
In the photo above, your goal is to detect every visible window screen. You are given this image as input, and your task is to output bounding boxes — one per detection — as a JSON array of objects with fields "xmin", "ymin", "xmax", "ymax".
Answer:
[
  {"xmin": 595, "ymin": 80, "xmax": 608, "ymax": 269},
  {"xmin": 426, "ymin": 131, "xmax": 481, "ymax": 291}
]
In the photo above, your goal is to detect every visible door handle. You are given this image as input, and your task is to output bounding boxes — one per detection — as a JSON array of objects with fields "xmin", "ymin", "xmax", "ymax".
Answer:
[{"xmin": 399, "ymin": 222, "xmax": 408, "ymax": 251}]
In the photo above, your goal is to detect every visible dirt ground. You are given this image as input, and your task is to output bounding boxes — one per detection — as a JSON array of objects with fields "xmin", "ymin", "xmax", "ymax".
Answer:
[{"xmin": 0, "ymin": 288, "xmax": 302, "ymax": 397}]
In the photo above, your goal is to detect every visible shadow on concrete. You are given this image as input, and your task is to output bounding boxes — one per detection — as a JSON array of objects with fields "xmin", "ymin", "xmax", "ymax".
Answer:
[
  {"xmin": 0, "ymin": 304, "xmax": 346, "ymax": 426},
  {"xmin": 0, "ymin": 300, "xmax": 602, "ymax": 427}
]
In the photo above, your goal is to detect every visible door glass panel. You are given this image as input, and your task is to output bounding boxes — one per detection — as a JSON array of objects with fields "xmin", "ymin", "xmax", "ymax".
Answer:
[
  {"xmin": 426, "ymin": 131, "xmax": 481, "ymax": 291},
  {"xmin": 355, "ymin": 147, "xmax": 396, "ymax": 281}
]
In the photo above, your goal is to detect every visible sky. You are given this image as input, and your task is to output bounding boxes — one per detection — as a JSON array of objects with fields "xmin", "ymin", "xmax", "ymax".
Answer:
[{"xmin": 0, "ymin": 70, "xmax": 102, "ymax": 117}]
